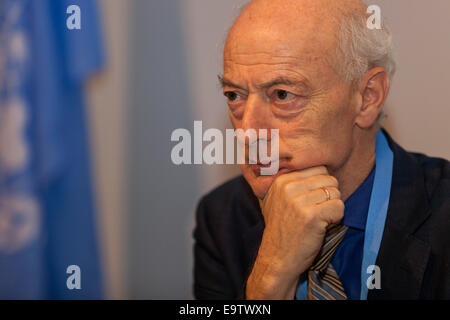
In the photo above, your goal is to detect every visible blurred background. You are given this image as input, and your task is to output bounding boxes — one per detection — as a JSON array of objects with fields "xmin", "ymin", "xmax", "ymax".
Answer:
[{"xmin": 0, "ymin": 0, "xmax": 449, "ymax": 299}]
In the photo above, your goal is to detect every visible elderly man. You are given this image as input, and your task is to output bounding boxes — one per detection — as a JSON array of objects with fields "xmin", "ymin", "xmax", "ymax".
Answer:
[{"xmin": 193, "ymin": 0, "xmax": 450, "ymax": 300}]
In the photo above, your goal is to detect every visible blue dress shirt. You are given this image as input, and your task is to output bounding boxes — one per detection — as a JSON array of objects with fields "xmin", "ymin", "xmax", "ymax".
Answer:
[
  {"xmin": 330, "ymin": 166, "xmax": 375, "ymax": 299},
  {"xmin": 296, "ymin": 166, "xmax": 375, "ymax": 300}
]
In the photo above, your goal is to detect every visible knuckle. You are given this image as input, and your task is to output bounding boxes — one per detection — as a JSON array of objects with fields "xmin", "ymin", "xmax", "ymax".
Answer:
[
  {"xmin": 335, "ymin": 200, "xmax": 345, "ymax": 216},
  {"xmin": 329, "ymin": 176, "xmax": 339, "ymax": 187},
  {"xmin": 287, "ymin": 196, "xmax": 300, "ymax": 212},
  {"xmin": 300, "ymin": 206, "xmax": 316, "ymax": 223},
  {"xmin": 331, "ymin": 187, "xmax": 341, "ymax": 200},
  {"xmin": 334, "ymin": 198, "xmax": 344, "ymax": 208},
  {"xmin": 315, "ymin": 175, "xmax": 338, "ymax": 188},
  {"xmin": 280, "ymin": 181, "xmax": 291, "ymax": 195},
  {"xmin": 296, "ymin": 192, "xmax": 310, "ymax": 202}
]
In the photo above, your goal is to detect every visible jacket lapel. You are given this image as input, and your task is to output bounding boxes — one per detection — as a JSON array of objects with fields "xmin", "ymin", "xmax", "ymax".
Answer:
[{"xmin": 368, "ymin": 131, "xmax": 431, "ymax": 299}]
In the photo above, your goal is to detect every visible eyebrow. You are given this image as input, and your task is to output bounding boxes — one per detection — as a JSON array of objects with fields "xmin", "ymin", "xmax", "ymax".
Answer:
[
  {"xmin": 256, "ymin": 77, "xmax": 303, "ymax": 90},
  {"xmin": 218, "ymin": 75, "xmax": 243, "ymax": 90},
  {"xmin": 218, "ymin": 75, "xmax": 309, "ymax": 91}
]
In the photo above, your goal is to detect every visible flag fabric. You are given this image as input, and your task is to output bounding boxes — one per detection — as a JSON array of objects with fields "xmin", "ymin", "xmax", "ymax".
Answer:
[{"xmin": 0, "ymin": 0, "xmax": 105, "ymax": 299}]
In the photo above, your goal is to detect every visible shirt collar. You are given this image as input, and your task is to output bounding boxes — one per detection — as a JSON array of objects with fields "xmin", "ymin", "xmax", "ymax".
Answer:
[{"xmin": 342, "ymin": 166, "xmax": 375, "ymax": 230}]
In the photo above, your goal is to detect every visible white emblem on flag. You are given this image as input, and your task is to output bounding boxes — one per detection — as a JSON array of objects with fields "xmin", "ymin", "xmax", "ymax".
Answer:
[
  {"xmin": 0, "ymin": 98, "xmax": 28, "ymax": 172},
  {"xmin": 0, "ymin": 1, "xmax": 41, "ymax": 254},
  {"xmin": 0, "ymin": 195, "xmax": 40, "ymax": 253}
]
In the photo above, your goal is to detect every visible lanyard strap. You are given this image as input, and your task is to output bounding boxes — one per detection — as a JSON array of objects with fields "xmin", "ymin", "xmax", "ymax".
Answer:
[
  {"xmin": 360, "ymin": 130, "xmax": 393, "ymax": 299},
  {"xmin": 296, "ymin": 130, "xmax": 394, "ymax": 300}
]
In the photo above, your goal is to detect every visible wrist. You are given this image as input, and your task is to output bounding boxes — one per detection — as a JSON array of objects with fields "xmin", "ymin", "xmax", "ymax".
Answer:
[
  {"xmin": 256, "ymin": 236, "xmax": 309, "ymax": 280},
  {"xmin": 245, "ymin": 254, "xmax": 299, "ymax": 300}
]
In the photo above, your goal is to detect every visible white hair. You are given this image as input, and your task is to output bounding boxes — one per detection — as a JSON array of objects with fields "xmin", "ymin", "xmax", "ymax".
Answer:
[{"xmin": 335, "ymin": 12, "xmax": 396, "ymax": 83}]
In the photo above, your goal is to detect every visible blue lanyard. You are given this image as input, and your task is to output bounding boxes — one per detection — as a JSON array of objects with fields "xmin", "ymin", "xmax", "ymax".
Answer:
[
  {"xmin": 359, "ymin": 130, "xmax": 393, "ymax": 299},
  {"xmin": 295, "ymin": 130, "xmax": 393, "ymax": 300}
]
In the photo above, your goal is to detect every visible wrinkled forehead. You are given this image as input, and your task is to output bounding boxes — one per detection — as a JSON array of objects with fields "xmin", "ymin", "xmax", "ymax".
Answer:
[{"xmin": 224, "ymin": 2, "xmax": 340, "ymax": 70}]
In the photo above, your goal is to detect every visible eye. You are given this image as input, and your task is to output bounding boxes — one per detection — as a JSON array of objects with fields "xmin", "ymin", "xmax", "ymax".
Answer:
[
  {"xmin": 274, "ymin": 90, "xmax": 295, "ymax": 102},
  {"xmin": 224, "ymin": 91, "xmax": 243, "ymax": 103}
]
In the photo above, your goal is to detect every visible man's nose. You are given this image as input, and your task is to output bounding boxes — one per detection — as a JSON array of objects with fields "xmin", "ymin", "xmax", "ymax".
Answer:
[{"xmin": 240, "ymin": 94, "xmax": 270, "ymax": 132}]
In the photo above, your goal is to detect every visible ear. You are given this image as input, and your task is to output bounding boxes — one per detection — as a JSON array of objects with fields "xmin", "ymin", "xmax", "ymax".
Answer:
[{"xmin": 354, "ymin": 67, "xmax": 390, "ymax": 129}]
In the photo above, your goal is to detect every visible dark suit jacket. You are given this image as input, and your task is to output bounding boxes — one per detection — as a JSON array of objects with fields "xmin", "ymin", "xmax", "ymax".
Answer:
[{"xmin": 193, "ymin": 131, "xmax": 450, "ymax": 299}]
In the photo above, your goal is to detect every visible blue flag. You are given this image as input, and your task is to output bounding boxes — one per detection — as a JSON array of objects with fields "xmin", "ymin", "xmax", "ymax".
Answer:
[{"xmin": 0, "ymin": 0, "xmax": 105, "ymax": 299}]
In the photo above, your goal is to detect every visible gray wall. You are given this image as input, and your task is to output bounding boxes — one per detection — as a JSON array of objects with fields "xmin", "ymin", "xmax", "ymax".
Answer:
[
  {"xmin": 374, "ymin": 0, "xmax": 450, "ymax": 159},
  {"xmin": 126, "ymin": 1, "xmax": 198, "ymax": 299},
  {"xmin": 126, "ymin": 0, "xmax": 244, "ymax": 299}
]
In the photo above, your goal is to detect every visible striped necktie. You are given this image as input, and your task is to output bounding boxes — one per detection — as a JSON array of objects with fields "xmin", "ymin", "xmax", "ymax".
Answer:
[{"xmin": 307, "ymin": 224, "xmax": 349, "ymax": 300}]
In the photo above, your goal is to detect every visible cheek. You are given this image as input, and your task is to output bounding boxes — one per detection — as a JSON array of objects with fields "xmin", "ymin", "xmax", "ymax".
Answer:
[
  {"xmin": 319, "ymin": 98, "xmax": 357, "ymax": 162},
  {"xmin": 285, "ymin": 136, "xmax": 330, "ymax": 167},
  {"xmin": 280, "ymin": 102, "xmax": 355, "ymax": 169},
  {"xmin": 228, "ymin": 110, "xmax": 242, "ymax": 129}
]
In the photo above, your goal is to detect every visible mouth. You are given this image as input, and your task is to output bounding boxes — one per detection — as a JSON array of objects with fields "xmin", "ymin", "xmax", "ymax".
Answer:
[
  {"xmin": 251, "ymin": 161, "xmax": 273, "ymax": 169},
  {"xmin": 249, "ymin": 157, "xmax": 292, "ymax": 176}
]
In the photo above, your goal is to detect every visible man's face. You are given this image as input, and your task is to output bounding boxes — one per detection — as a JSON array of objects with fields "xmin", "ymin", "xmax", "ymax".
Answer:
[{"xmin": 222, "ymin": 8, "xmax": 360, "ymax": 199}]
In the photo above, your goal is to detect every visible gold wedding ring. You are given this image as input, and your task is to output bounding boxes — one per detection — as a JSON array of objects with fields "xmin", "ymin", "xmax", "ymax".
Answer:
[{"xmin": 321, "ymin": 187, "xmax": 331, "ymax": 201}]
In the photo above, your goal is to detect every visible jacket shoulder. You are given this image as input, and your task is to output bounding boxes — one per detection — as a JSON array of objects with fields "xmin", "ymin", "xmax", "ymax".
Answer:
[
  {"xmin": 197, "ymin": 175, "xmax": 260, "ymax": 227},
  {"xmin": 200, "ymin": 175, "xmax": 250, "ymax": 207},
  {"xmin": 194, "ymin": 176, "xmax": 262, "ymax": 299},
  {"xmin": 412, "ymin": 152, "xmax": 450, "ymax": 202}
]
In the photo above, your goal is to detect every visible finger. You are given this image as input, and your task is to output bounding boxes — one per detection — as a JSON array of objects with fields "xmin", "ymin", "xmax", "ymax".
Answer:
[
  {"xmin": 315, "ymin": 199, "xmax": 345, "ymax": 226},
  {"xmin": 294, "ymin": 187, "xmax": 341, "ymax": 206},
  {"xmin": 281, "ymin": 174, "xmax": 339, "ymax": 196},
  {"xmin": 273, "ymin": 166, "xmax": 329, "ymax": 185}
]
